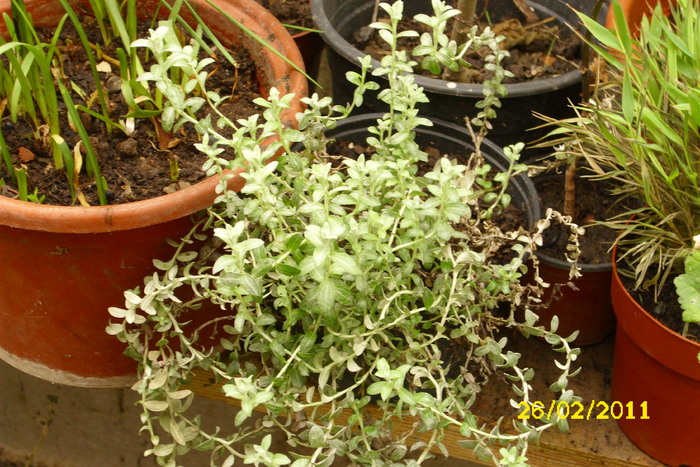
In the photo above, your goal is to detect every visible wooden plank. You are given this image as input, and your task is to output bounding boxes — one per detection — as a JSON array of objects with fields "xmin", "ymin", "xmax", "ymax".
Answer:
[{"xmin": 184, "ymin": 371, "xmax": 654, "ymax": 467}]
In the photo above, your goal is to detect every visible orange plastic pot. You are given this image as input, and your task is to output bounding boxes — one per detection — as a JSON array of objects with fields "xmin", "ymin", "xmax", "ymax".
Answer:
[
  {"xmin": 534, "ymin": 253, "xmax": 614, "ymax": 346},
  {"xmin": 0, "ymin": 0, "xmax": 307, "ymax": 387},
  {"xmin": 605, "ymin": 0, "xmax": 675, "ymax": 35},
  {"xmin": 610, "ymin": 248, "xmax": 700, "ymax": 466}
]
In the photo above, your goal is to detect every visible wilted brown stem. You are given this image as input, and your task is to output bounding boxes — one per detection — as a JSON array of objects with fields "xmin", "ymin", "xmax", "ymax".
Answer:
[
  {"xmin": 564, "ymin": 157, "xmax": 577, "ymax": 218},
  {"xmin": 511, "ymin": 0, "xmax": 539, "ymax": 24}
]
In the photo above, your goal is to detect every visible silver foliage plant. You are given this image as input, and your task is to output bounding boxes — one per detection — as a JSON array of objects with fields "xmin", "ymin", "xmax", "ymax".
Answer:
[{"xmin": 107, "ymin": 1, "xmax": 583, "ymax": 466}]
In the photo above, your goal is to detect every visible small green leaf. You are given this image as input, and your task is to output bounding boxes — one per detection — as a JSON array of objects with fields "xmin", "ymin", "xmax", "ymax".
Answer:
[
  {"xmin": 330, "ymin": 251, "xmax": 361, "ymax": 275},
  {"xmin": 240, "ymin": 273, "xmax": 262, "ymax": 297},
  {"xmin": 314, "ymin": 278, "xmax": 336, "ymax": 314},
  {"xmin": 308, "ymin": 425, "xmax": 325, "ymax": 448},
  {"xmin": 276, "ymin": 264, "xmax": 301, "ymax": 276},
  {"xmin": 142, "ymin": 400, "xmax": 169, "ymax": 412},
  {"xmin": 235, "ymin": 238, "xmax": 264, "ymax": 253},
  {"xmin": 675, "ymin": 250, "xmax": 700, "ymax": 324}
]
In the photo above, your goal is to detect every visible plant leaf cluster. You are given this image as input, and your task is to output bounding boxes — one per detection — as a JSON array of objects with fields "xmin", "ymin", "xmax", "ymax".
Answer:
[{"xmin": 107, "ymin": 1, "xmax": 582, "ymax": 466}]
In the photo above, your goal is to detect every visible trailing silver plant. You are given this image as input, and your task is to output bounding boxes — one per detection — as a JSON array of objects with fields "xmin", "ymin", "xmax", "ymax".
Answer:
[{"xmin": 107, "ymin": 1, "xmax": 583, "ymax": 466}]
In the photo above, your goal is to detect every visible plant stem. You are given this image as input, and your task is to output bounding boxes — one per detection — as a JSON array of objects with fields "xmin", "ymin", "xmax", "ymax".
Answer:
[
  {"xmin": 371, "ymin": 0, "xmax": 381, "ymax": 24},
  {"xmin": 442, "ymin": 0, "xmax": 477, "ymax": 81},
  {"xmin": 564, "ymin": 156, "xmax": 577, "ymax": 218},
  {"xmin": 580, "ymin": 0, "xmax": 608, "ymax": 103}
]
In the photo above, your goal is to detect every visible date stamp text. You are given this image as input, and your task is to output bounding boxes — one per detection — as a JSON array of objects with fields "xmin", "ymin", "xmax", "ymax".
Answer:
[{"xmin": 517, "ymin": 400, "xmax": 649, "ymax": 420}]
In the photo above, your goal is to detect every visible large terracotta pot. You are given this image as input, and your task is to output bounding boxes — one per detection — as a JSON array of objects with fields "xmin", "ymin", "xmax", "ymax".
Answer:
[
  {"xmin": 0, "ymin": 0, "xmax": 307, "ymax": 388},
  {"xmin": 610, "ymin": 249, "xmax": 700, "ymax": 466}
]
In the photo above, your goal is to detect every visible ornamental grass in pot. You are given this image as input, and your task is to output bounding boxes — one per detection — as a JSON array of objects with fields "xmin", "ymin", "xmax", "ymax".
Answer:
[
  {"xmin": 542, "ymin": 0, "xmax": 700, "ymax": 463},
  {"xmin": 0, "ymin": 0, "xmax": 307, "ymax": 387},
  {"xmin": 107, "ymin": 2, "xmax": 583, "ymax": 465}
]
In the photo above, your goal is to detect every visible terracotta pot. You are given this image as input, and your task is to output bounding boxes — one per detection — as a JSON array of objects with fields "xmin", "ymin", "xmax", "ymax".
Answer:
[
  {"xmin": 610, "ymin": 248, "xmax": 700, "ymax": 466},
  {"xmin": 0, "ymin": 0, "xmax": 307, "ymax": 388},
  {"xmin": 604, "ymin": 2, "xmax": 697, "ymax": 464}
]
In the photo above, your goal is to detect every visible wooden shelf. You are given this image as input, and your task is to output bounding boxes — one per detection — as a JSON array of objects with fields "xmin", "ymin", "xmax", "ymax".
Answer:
[{"xmin": 185, "ymin": 335, "xmax": 662, "ymax": 466}]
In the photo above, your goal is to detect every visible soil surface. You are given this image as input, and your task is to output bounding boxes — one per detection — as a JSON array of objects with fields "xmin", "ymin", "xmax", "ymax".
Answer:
[
  {"xmin": 350, "ymin": 2, "xmax": 582, "ymax": 84},
  {"xmin": 0, "ymin": 17, "xmax": 263, "ymax": 206},
  {"xmin": 253, "ymin": 0, "xmax": 313, "ymax": 31},
  {"xmin": 619, "ymin": 264, "xmax": 700, "ymax": 343}
]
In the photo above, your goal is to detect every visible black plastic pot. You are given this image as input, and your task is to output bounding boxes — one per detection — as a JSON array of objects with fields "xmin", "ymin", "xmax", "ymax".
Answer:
[
  {"xmin": 311, "ymin": 0, "xmax": 604, "ymax": 156},
  {"xmin": 322, "ymin": 113, "xmax": 541, "ymax": 227}
]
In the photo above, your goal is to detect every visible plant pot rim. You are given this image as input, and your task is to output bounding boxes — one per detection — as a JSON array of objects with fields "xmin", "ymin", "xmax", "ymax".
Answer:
[
  {"xmin": 536, "ymin": 249, "xmax": 612, "ymax": 272},
  {"xmin": 328, "ymin": 112, "xmax": 510, "ymax": 159},
  {"xmin": 311, "ymin": 0, "xmax": 582, "ymax": 99},
  {"xmin": 0, "ymin": 0, "xmax": 307, "ymax": 234},
  {"xmin": 324, "ymin": 112, "xmax": 542, "ymax": 225},
  {"xmin": 0, "ymin": 167, "xmax": 246, "ymax": 233}
]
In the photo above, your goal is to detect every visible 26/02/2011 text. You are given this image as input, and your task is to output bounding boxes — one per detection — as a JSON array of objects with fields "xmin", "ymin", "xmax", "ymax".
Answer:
[{"xmin": 517, "ymin": 400, "xmax": 649, "ymax": 420}]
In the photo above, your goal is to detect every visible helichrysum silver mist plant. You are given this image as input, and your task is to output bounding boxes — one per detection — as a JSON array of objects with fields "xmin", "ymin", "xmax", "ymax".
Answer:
[{"xmin": 107, "ymin": 2, "xmax": 582, "ymax": 466}]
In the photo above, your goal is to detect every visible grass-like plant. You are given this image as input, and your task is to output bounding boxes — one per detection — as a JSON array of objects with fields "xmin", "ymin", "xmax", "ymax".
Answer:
[
  {"xmin": 0, "ymin": 0, "xmax": 168, "ymax": 204},
  {"xmin": 107, "ymin": 1, "xmax": 583, "ymax": 466},
  {"xmin": 536, "ymin": 0, "xmax": 700, "ymax": 335}
]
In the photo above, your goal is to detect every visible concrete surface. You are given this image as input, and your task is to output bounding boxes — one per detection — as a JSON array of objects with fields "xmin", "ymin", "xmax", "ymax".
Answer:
[{"xmin": 0, "ymin": 357, "xmax": 485, "ymax": 467}]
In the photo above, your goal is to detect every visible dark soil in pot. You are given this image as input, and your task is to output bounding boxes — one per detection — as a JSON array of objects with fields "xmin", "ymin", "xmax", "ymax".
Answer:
[
  {"xmin": 535, "ymin": 175, "xmax": 625, "ymax": 264},
  {"xmin": 253, "ymin": 0, "xmax": 312, "ymax": 31},
  {"xmin": 313, "ymin": 0, "xmax": 606, "ymax": 157},
  {"xmin": 618, "ymin": 257, "xmax": 700, "ymax": 343},
  {"xmin": 0, "ymin": 18, "xmax": 263, "ymax": 206}
]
